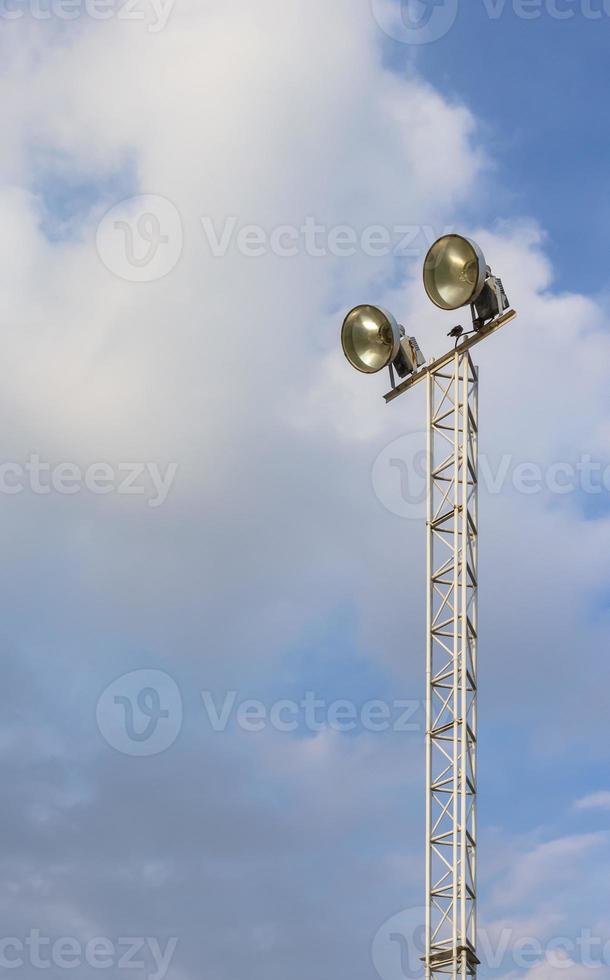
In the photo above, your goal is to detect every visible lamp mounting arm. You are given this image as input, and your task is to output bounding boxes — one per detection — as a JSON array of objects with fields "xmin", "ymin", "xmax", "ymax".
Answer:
[{"xmin": 383, "ymin": 308, "xmax": 518, "ymax": 404}]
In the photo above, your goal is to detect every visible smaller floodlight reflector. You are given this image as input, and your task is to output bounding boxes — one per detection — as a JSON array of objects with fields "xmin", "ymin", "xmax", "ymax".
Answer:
[
  {"xmin": 341, "ymin": 305, "xmax": 401, "ymax": 375},
  {"xmin": 423, "ymin": 235, "xmax": 487, "ymax": 312}
]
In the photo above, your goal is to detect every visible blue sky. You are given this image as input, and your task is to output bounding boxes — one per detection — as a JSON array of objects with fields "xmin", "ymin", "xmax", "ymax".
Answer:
[
  {"xmin": 383, "ymin": 2, "xmax": 610, "ymax": 296},
  {"xmin": 0, "ymin": 2, "xmax": 610, "ymax": 980}
]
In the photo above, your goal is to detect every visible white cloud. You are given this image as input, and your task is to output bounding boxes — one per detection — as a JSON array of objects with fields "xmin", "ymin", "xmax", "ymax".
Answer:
[
  {"xmin": 491, "ymin": 833, "xmax": 607, "ymax": 908},
  {"xmin": 500, "ymin": 954, "xmax": 610, "ymax": 980},
  {"xmin": 576, "ymin": 792, "xmax": 610, "ymax": 811}
]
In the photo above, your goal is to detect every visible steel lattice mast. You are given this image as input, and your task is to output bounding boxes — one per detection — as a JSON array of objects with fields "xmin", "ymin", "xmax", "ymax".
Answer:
[
  {"xmin": 425, "ymin": 352, "xmax": 479, "ymax": 980},
  {"xmin": 341, "ymin": 242, "xmax": 517, "ymax": 980},
  {"xmin": 384, "ymin": 309, "xmax": 517, "ymax": 980}
]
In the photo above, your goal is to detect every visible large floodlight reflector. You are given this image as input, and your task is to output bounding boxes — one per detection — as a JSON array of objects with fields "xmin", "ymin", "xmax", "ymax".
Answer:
[
  {"xmin": 423, "ymin": 235, "xmax": 487, "ymax": 311},
  {"xmin": 341, "ymin": 305, "xmax": 401, "ymax": 374}
]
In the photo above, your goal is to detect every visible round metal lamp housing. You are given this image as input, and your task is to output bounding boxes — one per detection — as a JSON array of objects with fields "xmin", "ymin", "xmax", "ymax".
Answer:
[
  {"xmin": 423, "ymin": 235, "xmax": 487, "ymax": 311},
  {"xmin": 341, "ymin": 305, "xmax": 401, "ymax": 374}
]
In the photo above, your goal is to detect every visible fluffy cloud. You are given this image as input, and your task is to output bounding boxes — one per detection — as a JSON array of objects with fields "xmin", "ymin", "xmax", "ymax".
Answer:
[{"xmin": 576, "ymin": 792, "xmax": 610, "ymax": 811}]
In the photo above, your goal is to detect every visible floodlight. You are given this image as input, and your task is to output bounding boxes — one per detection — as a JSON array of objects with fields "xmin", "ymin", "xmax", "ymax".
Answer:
[
  {"xmin": 341, "ymin": 305, "xmax": 425, "ymax": 379},
  {"xmin": 423, "ymin": 235, "xmax": 486, "ymax": 311},
  {"xmin": 423, "ymin": 234, "xmax": 509, "ymax": 327},
  {"xmin": 341, "ymin": 305, "xmax": 400, "ymax": 374}
]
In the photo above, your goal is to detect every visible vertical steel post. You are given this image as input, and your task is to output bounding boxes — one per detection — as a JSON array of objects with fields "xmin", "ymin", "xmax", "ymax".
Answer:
[{"xmin": 425, "ymin": 352, "xmax": 479, "ymax": 980}]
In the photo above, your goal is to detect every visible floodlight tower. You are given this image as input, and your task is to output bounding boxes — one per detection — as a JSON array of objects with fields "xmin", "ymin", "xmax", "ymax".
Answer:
[{"xmin": 340, "ymin": 235, "xmax": 517, "ymax": 980}]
